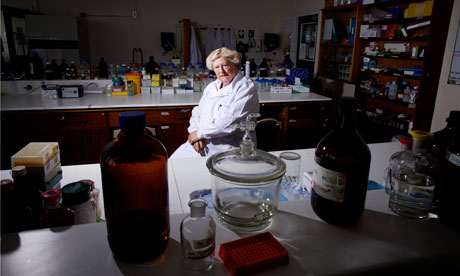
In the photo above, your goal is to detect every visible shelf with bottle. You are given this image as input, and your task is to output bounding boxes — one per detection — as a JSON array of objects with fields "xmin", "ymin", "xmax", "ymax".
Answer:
[
  {"xmin": 361, "ymin": 52, "xmax": 424, "ymax": 61},
  {"xmin": 359, "ymin": 68, "xmax": 422, "ymax": 80},
  {"xmin": 323, "ymin": 1, "xmax": 361, "ymax": 11}
]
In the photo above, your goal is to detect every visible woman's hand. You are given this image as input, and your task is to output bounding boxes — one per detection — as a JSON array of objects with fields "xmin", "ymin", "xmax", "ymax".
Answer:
[{"xmin": 189, "ymin": 131, "xmax": 204, "ymax": 153}]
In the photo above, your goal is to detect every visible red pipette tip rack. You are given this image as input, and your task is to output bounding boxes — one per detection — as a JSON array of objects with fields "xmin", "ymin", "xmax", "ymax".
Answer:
[{"xmin": 219, "ymin": 232, "xmax": 289, "ymax": 276}]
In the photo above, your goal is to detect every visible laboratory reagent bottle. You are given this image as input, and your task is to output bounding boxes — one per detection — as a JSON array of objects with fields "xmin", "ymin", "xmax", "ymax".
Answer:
[
  {"xmin": 311, "ymin": 97, "xmax": 371, "ymax": 225},
  {"xmin": 388, "ymin": 130, "xmax": 440, "ymax": 219},
  {"xmin": 100, "ymin": 111, "xmax": 169, "ymax": 262},
  {"xmin": 40, "ymin": 189, "xmax": 75, "ymax": 228},
  {"xmin": 181, "ymin": 198, "xmax": 216, "ymax": 272},
  {"xmin": 437, "ymin": 111, "xmax": 460, "ymax": 229}
]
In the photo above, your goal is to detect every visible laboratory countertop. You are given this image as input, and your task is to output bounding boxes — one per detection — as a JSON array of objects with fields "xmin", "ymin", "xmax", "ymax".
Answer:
[
  {"xmin": 0, "ymin": 91, "xmax": 330, "ymax": 112},
  {"xmin": 2, "ymin": 142, "xmax": 459, "ymax": 275}
]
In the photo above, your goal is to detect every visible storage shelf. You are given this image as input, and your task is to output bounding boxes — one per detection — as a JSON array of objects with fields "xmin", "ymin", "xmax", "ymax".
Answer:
[
  {"xmin": 321, "ymin": 43, "xmax": 354, "ymax": 47},
  {"xmin": 359, "ymin": 69, "xmax": 422, "ymax": 80},
  {"xmin": 322, "ymin": 59, "xmax": 352, "ymax": 64},
  {"xmin": 362, "ymin": 53, "xmax": 424, "ymax": 61},
  {"xmin": 359, "ymin": 90, "xmax": 416, "ymax": 110},
  {"xmin": 323, "ymin": 2, "xmax": 360, "ymax": 12},
  {"xmin": 364, "ymin": 16, "xmax": 431, "ymax": 25},
  {"xmin": 362, "ymin": 36, "xmax": 428, "ymax": 41}
]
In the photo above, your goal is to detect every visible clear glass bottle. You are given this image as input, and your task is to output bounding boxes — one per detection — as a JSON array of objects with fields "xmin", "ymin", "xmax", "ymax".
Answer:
[
  {"xmin": 384, "ymin": 136, "xmax": 413, "ymax": 194},
  {"xmin": 388, "ymin": 130, "xmax": 440, "ymax": 219},
  {"xmin": 180, "ymin": 199, "xmax": 216, "ymax": 272},
  {"xmin": 100, "ymin": 111, "xmax": 169, "ymax": 262},
  {"xmin": 311, "ymin": 97, "xmax": 371, "ymax": 225}
]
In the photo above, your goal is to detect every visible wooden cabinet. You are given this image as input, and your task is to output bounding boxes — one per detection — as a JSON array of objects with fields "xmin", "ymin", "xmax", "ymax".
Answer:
[
  {"xmin": 1, "ymin": 111, "xmax": 110, "ymax": 169},
  {"xmin": 355, "ymin": 0, "xmax": 454, "ymax": 138},
  {"xmin": 1, "ymin": 101, "xmax": 331, "ymax": 169},
  {"xmin": 107, "ymin": 107, "xmax": 192, "ymax": 157},
  {"xmin": 318, "ymin": 2, "xmax": 364, "ymax": 83}
]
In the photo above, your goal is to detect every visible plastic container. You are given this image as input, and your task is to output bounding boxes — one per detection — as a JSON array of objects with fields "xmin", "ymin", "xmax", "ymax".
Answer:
[
  {"xmin": 219, "ymin": 232, "xmax": 289, "ymax": 276},
  {"xmin": 100, "ymin": 111, "xmax": 169, "ymax": 262},
  {"xmin": 388, "ymin": 81, "xmax": 398, "ymax": 100},
  {"xmin": 206, "ymin": 114, "xmax": 285, "ymax": 231},
  {"xmin": 79, "ymin": 58, "xmax": 91, "ymax": 80},
  {"xmin": 61, "ymin": 181, "xmax": 96, "ymax": 224},
  {"xmin": 40, "ymin": 189, "xmax": 75, "ymax": 228},
  {"xmin": 126, "ymin": 73, "xmax": 142, "ymax": 94}
]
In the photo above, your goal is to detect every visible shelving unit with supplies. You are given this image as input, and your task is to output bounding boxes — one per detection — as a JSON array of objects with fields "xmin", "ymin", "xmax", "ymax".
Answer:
[
  {"xmin": 353, "ymin": 0, "xmax": 453, "ymax": 141},
  {"xmin": 318, "ymin": 1, "xmax": 365, "ymax": 83}
]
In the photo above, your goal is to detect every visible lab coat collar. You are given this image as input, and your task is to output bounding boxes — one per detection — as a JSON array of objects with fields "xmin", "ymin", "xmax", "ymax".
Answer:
[{"xmin": 214, "ymin": 71, "xmax": 243, "ymax": 96}]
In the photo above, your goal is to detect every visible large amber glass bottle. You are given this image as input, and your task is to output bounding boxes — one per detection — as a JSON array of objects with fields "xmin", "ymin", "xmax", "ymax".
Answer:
[
  {"xmin": 311, "ymin": 97, "xmax": 371, "ymax": 225},
  {"xmin": 100, "ymin": 111, "xmax": 169, "ymax": 262}
]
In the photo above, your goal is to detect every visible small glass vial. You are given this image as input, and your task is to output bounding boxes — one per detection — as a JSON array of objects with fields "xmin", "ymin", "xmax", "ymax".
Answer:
[
  {"xmin": 40, "ymin": 189, "xmax": 75, "ymax": 228},
  {"xmin": 180, "ymin": 199, "xmax": 216, "ymax": 272},
  {"xmin": 61, "ymin": 181, "xmax": 96, "ymax": 224}
]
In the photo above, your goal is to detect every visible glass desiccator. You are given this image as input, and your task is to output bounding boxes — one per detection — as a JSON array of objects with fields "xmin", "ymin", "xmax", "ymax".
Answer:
[{"xmin": 180, "ymin": 198, "xmax": 216, "ymax": 272}]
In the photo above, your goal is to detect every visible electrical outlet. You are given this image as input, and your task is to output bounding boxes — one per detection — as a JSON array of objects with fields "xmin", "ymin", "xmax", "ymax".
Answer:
[{"xmin": 132, "ymin": 11, "xmax": 137, "ymax": 19}]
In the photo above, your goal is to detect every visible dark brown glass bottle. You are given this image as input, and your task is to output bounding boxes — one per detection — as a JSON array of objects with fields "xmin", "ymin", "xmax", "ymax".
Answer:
[
  {"xmin": 311, "ymin": 97, "xmax": 371, "ymax": 225},
  {"xmin": 437, "ymin": 111, "xmax": 460, "ymax": 230},
  {"xmin": 100, "ymin": 111, "xmax": 169, "ymax": 262}
]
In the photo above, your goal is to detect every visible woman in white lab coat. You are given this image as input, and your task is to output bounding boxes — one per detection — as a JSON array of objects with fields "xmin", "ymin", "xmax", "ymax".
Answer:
[{"xmin": 170, "ymin": 47, "xmax": 259, "ymax": 159}]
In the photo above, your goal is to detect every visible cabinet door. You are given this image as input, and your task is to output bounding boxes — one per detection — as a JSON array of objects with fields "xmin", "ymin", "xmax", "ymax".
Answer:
[
  {"xmin": 157, "ymin": 124, "xmax": 189, "ymax": 157},
  {"xmin": 55, "ymin": 112, "xmax": 109, "ymax": 166}
]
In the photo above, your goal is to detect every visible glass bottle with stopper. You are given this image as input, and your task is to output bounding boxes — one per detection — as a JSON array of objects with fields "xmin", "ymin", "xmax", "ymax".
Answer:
[{"xmin": 180, "ymin": 198, "xmax": 216, "ymax": 272}]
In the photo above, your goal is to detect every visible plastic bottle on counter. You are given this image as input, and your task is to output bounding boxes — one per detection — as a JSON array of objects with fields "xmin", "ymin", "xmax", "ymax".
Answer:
[
  {"xmin": 12, "ymin": 166, "xmax": 43, "ymax": 230},
  {"xmin": 68, "ymin": 61, "xmax": 78, "ymax": 80},
  {"xmin": 61, "ymin": 181, "xmax": 96, "ymax": 225},
  {"xmin": 100, "ymin": 111, "xmax": 169, "ymax": 262},
  {"xmin": 1, "ymin": 179, "xmax": 19, "ymax": 233},
  {"xmin": 181, "ymin": 198, "xmax": 216, "ymax": 272},
  {"xmin": 388, "ymin": 130, "xmax": 440, "ymax": 219},
  {"xmin": 79, "ymin": 58, "xmax": 91, "ymax": 80},
  {"xmin": 40, "ymin": 189, "xmax": 75, "ymax": 228}
]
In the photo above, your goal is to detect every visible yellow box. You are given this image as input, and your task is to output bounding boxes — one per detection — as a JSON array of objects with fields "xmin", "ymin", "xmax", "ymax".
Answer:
[
  {"xmin": 11, "ymin": 142, "xmax": 60, "ymax": 167},
  {"xmin": 151, "ymin": 80, "xmax": 161, "ymax": 87},
  {"xmin": 423, "ymin": 0, "xmax": 433, "ymax": 16},
  {"xmin": 406, "ymin": 3, "xmax": 417, "ymax": 18},
  {"xmin": 151, "ymin": 74, "xmax": 161, "ymax": 81},
  {"xmin": 112, "ymin": 91, "xmax": 129, "ymax": 96}
]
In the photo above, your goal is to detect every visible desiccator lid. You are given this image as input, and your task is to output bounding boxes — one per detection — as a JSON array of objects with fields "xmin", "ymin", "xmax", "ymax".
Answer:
[{"xmin": 206, "ymin": 148, "xmax": 286, "ymax": 184}]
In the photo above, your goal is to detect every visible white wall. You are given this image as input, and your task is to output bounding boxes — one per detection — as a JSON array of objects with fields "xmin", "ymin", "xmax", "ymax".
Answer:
[
  {"xmin": 2, "ymin": 0, "xmax": 286, "ymax": 66},
  {"xmin": 431, "ymin": 0, "xmax": 460, "ymax": 132}
]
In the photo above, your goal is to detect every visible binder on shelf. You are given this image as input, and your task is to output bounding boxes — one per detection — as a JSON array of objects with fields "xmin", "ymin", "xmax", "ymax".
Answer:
[{"xmin": 349, "ymin": 18, "xmax": 356, "ymax": 44}]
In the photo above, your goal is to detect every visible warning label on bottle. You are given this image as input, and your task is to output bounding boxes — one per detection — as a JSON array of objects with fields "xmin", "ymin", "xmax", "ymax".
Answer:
[{"xmin": 312, "ymin": 162, "xmax": 346, "ymax": 202}]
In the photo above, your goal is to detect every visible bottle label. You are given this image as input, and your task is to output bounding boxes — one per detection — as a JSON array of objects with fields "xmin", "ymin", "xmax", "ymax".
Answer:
[
  {"xmin": 447, "ymin": 151, "xmax": 460, "ymax": 167},
  {"xmin": 186, "ymin": 243, "xmax": 215, "ymax": 260},
  {"xmin": 193, "ymin": 234, "xmax": 215, "ymax": 249},
  {"xmin": 312, "ymin": 162, "xmax": 346, "ymax": 202}
]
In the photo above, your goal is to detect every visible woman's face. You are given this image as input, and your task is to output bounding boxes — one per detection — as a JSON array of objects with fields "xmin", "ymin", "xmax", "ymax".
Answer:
[{"xmin": 212, "ymin": 57, "xmax": 239, "ymax": 87}]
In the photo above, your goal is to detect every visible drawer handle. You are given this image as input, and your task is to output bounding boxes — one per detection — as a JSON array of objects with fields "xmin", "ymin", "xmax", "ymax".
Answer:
[
  {"xmin": 161, "ymin": 112, "xmax": 170, "ymax": 116},
  {"xmin": 59, "ymin": 116, "xmax": 65, "ymax": 121},
  {"xmin": 161, "ymin": 126, "xmax": 170, "ymax": 129}
]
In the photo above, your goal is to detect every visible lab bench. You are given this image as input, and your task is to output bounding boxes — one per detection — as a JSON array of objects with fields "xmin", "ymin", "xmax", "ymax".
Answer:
[
  {"xmin": 1, "ymin": 142, "xmax": 459, "ymax": 275},
  {"xmin": 0, "ymin": 92, "xmax": 331, "ymax": 169}
]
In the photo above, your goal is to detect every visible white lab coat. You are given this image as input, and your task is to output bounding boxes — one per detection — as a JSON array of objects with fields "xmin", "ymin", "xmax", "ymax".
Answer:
[{"xmin": 170, "ymin": 72, "xmax": 259, "ymax": 159}]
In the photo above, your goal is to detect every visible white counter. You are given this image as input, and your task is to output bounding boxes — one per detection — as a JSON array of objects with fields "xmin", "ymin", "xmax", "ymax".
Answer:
[
  {"xmin": 0, "ymin": 91, "xmax": 330, "ymax": 111},
  {"xmin": 2, "ymin": 142, "xmax": 459, "ymax": 275}
]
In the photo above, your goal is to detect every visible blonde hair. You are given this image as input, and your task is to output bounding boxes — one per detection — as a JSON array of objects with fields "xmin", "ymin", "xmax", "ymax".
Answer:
[{"xmin": 206, "ymin": 47, "xmax": 241, "ymax": 71}]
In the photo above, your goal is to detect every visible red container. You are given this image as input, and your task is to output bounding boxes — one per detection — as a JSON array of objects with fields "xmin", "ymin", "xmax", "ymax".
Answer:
[{"xmin": 219, "ymin": 232, "xmax": 289, "ymax": 276}]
